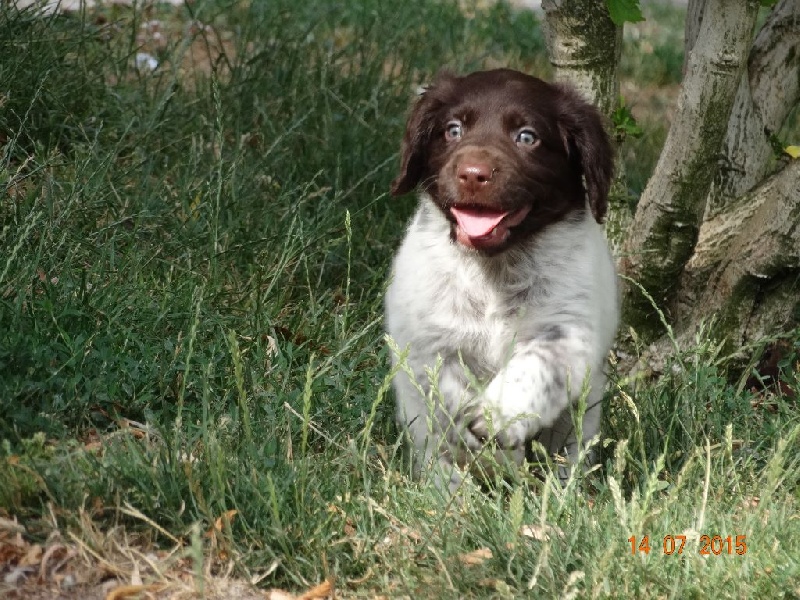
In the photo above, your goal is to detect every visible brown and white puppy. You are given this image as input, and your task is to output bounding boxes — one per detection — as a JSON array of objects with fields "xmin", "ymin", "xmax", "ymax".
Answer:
[{"xmin": 384, "ymin": 69, "xmax": 619, "ymax": 492}]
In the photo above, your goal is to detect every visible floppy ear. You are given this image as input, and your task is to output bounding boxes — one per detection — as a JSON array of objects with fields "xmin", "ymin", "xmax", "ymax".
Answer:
[
  {"xmin": 391, "ymin": 74, "xmax": 454, "ymax": 196},
  {"xmin": 555, "ymin": 85, "xmax": 614, "ymax": 223}
]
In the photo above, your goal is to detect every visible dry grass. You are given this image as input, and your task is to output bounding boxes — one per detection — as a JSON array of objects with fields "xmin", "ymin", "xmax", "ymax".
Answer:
[
  {"xmin": 0, "ymin": 509, "xmax": 265, "ymax": 599},
  {"xmin": 0, "ymin": 505, "xmax": 340, "ymax": 599}
]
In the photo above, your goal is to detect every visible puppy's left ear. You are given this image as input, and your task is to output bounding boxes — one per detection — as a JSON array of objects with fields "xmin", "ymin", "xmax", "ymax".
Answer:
[
  {"xmin": 391, "ymin": 73, "xmax": 455, "ymax": 196},
  {"xmin": 555, "ymin": 85, "xmax": 614, "ymax": 223},
  {"xmin": 391, "ymin": 90, "xmax": 435, "ymax": 196}
]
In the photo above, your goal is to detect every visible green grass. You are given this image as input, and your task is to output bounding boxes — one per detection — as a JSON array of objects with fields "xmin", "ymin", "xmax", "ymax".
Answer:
[{"xmin": 1, "ymin": 1, "xmax": 799, "ymax": 597}]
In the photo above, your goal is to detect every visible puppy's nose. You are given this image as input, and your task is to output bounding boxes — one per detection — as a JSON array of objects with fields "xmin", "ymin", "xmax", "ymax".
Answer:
[{"xmin": 457, "ymin": 161, "xmax": 494, "ymax": 192}]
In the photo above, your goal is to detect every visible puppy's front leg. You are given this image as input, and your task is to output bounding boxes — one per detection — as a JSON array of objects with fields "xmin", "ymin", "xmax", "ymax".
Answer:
[
  {"xmin": 467, "ymin": 334, "xmax": 595, "ymax": 451},
  {"xmin": 396, "ymin": 353, "xmax": 482, "ymax": 493}
]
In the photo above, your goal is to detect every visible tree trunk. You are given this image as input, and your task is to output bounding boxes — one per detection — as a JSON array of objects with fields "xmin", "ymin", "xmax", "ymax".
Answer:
[
  {"xmin": 676, "ymin": 160, "xmax": 800, "ymax": 350},
  {"xmin": 707, "ymin": 0, "xmax": 800, "ymax": 217},
  {"xmin": 541, "ymin": 0, "xmax": 800, "ymax": 357},
  {"xmin": 620, "ymin": 0, "xmax": 761, "ymax": 339},
  {"xmin": 682, "ymin": 0, "xmax": 706, "ymax": 74},
  {"xmin": 540, "ymin": 0, "xmax": 622, "ymax": 116},
  {"xmin": 541, "ymin": 0, "xmax": 631, "ymax": 249}
]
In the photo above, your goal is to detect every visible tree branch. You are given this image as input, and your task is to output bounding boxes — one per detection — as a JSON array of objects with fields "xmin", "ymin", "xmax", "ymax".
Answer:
[
  {"xmin": 682, "ymin": 0, "xmax": 707, "ymax": 74},
  {"xmin": 690, "ymin": 160, "xmax": 800, "ymax": 279},
  {"xmin": 541, "ymin": 0, "xmax": 621, "ymax": 116},
  {"xmin": 620, "ymin": 0, "xmax": 761, "ymax": 336},
  {"xmin": 707, "ymin": 0, "xmax": 800, "ymax": 214},
  {"xmin": 676, "ymin": 160, "xmax": 800, "ymax": 345}
]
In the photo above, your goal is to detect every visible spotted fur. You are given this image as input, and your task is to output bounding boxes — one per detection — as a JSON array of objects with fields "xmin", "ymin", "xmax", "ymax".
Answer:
[{"xmin": 385, "ymin": 69, "xmax": 619, "ymax": 492}]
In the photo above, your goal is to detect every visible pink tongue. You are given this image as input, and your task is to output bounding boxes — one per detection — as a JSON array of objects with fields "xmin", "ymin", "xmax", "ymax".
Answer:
[{"xmin": 450, "ymin": 207, "xmax": 510, "ymax": 238}]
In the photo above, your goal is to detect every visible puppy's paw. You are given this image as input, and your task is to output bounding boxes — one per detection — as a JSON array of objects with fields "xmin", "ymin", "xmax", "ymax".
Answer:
[
  {"xmin": 446, "ymin": 409, "xmax": 486, "ymax": 453},
  {"xmin": 471, "ymin": 376, "xmax": 543, "ymax": 449},
  {"xmin": 466, "ymin": 411, "xmax": 530, "ymax": 450}
]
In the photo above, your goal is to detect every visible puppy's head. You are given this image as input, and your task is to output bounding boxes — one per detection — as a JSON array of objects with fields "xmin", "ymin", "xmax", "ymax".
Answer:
[{"xmin": 392, "ymin": 69, "xmax": 613, "ymax": 253}]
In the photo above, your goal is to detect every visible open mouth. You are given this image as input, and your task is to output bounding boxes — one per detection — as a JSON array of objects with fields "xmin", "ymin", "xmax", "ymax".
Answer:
[{"xmin": 450, "ymin": 204, "xmax": 531, "ymax": 250}]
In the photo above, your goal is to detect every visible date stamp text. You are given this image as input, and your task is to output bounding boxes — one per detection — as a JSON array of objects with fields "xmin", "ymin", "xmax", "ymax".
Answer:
[{"xmin": 628, "ymin": 535, "xmax": 747, "ymax": 556}]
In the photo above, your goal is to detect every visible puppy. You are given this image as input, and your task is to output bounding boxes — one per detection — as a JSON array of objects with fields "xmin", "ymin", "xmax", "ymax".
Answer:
[{"xmin": 384, "ymin": 69, "xmax": 619, "ymax": 492}]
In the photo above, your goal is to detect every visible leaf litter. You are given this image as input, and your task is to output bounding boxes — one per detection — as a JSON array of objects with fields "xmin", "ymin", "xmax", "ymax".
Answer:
[{"xmin": 0, "ymin": 507, "xmax": 335, "ymax": 599}]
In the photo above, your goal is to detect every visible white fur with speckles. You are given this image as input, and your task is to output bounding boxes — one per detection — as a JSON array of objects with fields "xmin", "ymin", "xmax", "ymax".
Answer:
[{"xmin": 385, "ymin": 196, "xmax": 619, "ymax": 492}]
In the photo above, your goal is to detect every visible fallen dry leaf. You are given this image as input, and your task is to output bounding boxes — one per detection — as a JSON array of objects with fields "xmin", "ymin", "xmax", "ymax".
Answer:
[
  {"xmin": 265, "ymin": 578, "xmax": 334, "ymax": 600},
  {"xmin": 458, "ymin": 547, "xmax": 493, "ymax": 566},
  {"xmin": 519, "ymin": 523, "xmax": 564, "ymax": 542},
  {"xmin": 206, "ymin": 509, "xmax": 239, "ymax": 537},
  {"xmin": 298, "ymin": 577, "xmax": 334, "ymax": 599},
  {"xmin": 105, "ymin": 583, "xmax": 166, "ymax": 600},
  {"xmin": 343, "ymin": 518, "xmax": 356, "ymax": 537},
  {"xmin": 20, "ymin": 543, "xmax": 43, "ymax": 567},
  {"xmin": 742, "ymin": 496, "xmax": 760, "ymax": 509}
]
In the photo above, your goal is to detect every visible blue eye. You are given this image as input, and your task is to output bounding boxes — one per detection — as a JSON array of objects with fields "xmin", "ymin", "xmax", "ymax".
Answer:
[
  {"xmin": 516, "ymin": 128, "xmax": 538, "ymax": 146},
  {"xmin": 445, "ymin": 120, "xmax": 463, "ymax": 141}
]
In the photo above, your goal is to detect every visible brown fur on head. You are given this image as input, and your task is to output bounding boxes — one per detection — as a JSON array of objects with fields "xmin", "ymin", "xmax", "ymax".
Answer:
[{"xmin": 392, "ymin": 69, "xmax": 614, "ymax": 251}]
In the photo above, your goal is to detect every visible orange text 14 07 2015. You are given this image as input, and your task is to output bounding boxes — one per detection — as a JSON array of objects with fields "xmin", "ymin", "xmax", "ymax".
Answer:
[{"xmin": 628, "ymin": 535, "xmax": 747, "ymax": 556}]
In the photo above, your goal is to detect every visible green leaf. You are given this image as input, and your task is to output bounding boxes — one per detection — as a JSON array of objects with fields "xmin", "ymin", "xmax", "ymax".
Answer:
[
  {"xmin": 760, "ymin": 0, "xmax": 779, "ymax": 7},
  {"xmin": 606, "ymin": 0, "xmax": 645, "ymax": 25},
  {"xmin": 612, "ymin": 100, "xmax": 643, "ymax": 142}
]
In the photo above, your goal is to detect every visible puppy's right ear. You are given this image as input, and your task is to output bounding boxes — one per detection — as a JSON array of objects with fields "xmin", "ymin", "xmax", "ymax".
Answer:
[{"xmin": 391, "ymin": 75, "xmax": 453, "ymax": 196}]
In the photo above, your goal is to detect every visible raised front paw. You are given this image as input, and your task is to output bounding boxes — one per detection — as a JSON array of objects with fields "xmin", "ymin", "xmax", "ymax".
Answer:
[
  {"xmin": 442, "ymin": 403, "xmax": 522, "ymax": 454},
  {"xmin": 465, "ymin": 410, "xmax": 531, "ymax": 451},
  {"xmin": 467, "ymin": 376, "xmax": 543, "ymax": 450},
  {"xmin": 445, "ymin": 407, "xmax": 486, "ymax": 454}
]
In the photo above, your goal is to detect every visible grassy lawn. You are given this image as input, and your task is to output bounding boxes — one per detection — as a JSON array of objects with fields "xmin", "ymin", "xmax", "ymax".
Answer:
[{"xmin": 1, "ymin": 1, "xmax": 798, "ymax": 597}]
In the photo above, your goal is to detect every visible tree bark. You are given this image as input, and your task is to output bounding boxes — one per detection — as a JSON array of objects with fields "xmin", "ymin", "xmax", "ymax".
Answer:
[
  {"xmin": 620, "ymin": 0, "xmax": 761, "ymax": 338},
  {"xmin": 707, "ymin": 0, "xmax": 800, "ymax": 217},
  {"xmin": 541, "ymin": 0, "xmax": 630, "ymax": 250},
  {"xmin": 541, "ymin": 0, "xmax": 621, "ymax": 116},
  {"xmin": 683, "ymin": 0, "xmax": 707, "ymax": 74},
  {"xmin": 675, "ymin": 160, "xmax": 800, "ymax": 349}
]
